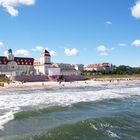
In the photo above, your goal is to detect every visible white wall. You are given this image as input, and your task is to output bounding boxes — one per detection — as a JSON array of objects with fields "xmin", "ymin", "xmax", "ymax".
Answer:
[{"xmin": 48, "ymin": 68, "xmax": 61, "ymax": 76}]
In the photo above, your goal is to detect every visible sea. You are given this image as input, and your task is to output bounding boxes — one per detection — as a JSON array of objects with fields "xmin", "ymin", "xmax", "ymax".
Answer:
[{"xmin": 0, "ymin": 81, "xmax": 140, "ymax": 140}]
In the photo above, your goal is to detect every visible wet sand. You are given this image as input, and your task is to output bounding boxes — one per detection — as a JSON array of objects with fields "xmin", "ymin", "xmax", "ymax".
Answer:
[{"xmin": 1, "ymin": 77, "xmax": 140, "ymax": 90}]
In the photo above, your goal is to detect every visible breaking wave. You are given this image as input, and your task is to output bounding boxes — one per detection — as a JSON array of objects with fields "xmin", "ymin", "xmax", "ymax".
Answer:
[
  {"xmin": 0, "ymin": 82, "xmax": 140, "ymax": 131},
  {"xmin": 14, "ymin": 111, "xmax": 140, "ymax": 140}
]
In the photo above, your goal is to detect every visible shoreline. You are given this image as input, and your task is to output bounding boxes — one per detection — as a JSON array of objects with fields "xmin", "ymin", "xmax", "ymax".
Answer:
[{"xmin": 1, "ymin": 77, "xmax": 140, "ymax": 90}]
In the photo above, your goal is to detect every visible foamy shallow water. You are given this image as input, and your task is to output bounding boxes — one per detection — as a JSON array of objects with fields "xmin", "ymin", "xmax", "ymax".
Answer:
[{"xmin": 0, "ymin": 81, "xmax": 140, "ymax": 131}]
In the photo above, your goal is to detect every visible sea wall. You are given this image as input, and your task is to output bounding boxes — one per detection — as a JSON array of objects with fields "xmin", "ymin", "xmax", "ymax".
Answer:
[
  {"xmin": 63, "ymin": 75, "xmax": 86, "ymax": 81},
  {"xmin": 11, "ymin": 75, "xmax": 86, "ymax": 82},
  {"xmin": 48, "ymin": 75, "xmax": 86, "ymax": 81},
  {"xmin": 11, "ymin": 75, "xmax": 49, "ymax": 82}
]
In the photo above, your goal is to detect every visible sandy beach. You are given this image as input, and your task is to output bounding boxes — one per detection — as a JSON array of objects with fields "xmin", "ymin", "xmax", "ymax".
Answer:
[{"xmin": 1, "ymin": 77, "xmax": 140, "ymax": 90}]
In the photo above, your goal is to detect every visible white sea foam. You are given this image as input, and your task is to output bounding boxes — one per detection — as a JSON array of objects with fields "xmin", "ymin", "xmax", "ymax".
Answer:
[
  {"xmin": 90, "ymin": 123, "xmax": 98, "ymax": 130},
  {"xmin": 106, "ymin": 130, "xmax": 120, "ymax": 138},
  {"xmin": 0, "ymin": 83, "xmax": 140, "ymax": 129},
  {"xmin": 0, "ymin": 111, "xmax": 14, "ymax": 130}
]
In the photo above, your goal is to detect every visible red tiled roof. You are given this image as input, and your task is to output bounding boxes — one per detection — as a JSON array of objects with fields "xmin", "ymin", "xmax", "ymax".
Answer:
[
  {"xmin": 44, "ymin": 50, "xmax": 50, "ymax": 54},
  {"xmin": 0, "ymin": 56, "xmax": 8, "ymax": 65},
  {"xmin": 14, "ymin": 57, "xmax": 34, "ymax": 65},
  {"xmin": 41, "ymin": 50, "xmax": 50, "ymax": 56},
  {"xmin": 86, "ymin": 63, "xmax": 112, "ymax": 68},
  {"xmin": 0, "ymin": 56, "xmax": 34, "ymax": 65}
]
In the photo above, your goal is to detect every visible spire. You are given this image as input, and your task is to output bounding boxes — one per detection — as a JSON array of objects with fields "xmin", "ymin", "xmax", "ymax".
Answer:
[
  {"xmin": 41, "ymin": 49, "xmax": 50, "ymax": 57},
  {"xmin": 7, "ymin": 49, "xmax": 14, "ymax": 61},
  {"xmin": 8, "ymin": 49, "xmax": 12, "ymax": 54}
]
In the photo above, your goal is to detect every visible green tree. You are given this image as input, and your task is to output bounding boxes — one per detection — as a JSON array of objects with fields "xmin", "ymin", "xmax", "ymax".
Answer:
[{"xmin": 116, "ymin": 65, "xmax": 129, "ymax": 74}]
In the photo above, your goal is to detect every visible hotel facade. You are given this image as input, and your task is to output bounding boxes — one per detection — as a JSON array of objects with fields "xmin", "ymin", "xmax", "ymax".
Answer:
[
  {"xmin": 0, "ymin": 49, "xmax": 34, "ymax": 76},
  {"xmin": 0, "ymin": 49, "xmax": 84, "ymax": 78}
]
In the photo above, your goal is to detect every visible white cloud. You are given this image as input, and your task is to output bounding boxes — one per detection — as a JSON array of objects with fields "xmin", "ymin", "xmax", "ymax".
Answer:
[
  {"xmin": 45, "ymin": 47, "xmax": 49, "ymax": 51},
  {"xmin": 44, "ymin": 47, "xmax": 56, "ymax": 56},
  {"xmin": 3, "ymin": 50, "xmax": 7, "ymax": 56},
  {"xmin": 106, "ymin": 21, "xmax": 112, "ymax": 25},
  {"xmin": 118, "ymin": 43, "xmax": 127, "ymax": 47},
  {"xmin": 0, "ymin": 0, "xmax": 35, "ymax": 16},
  {"xmin": 97, "ymin": 45, "xmax": 109, "ymax": 52},
  {"xmin": 50, "ymin": 50, "xmax": 56, "ymax": 56},
  {"xmin": 14, "ymin": 49, "xmax": 30, "ymax": 56},
  {"xmin": 100, "ymin": 52, "xmax": 108, "ymax": 56},
  {"xmin": 0, "ymin": 42, "xmax": 5, "ymax": 48},
  {"xmin": 96, "ymin": 45, "xmax": 114, "ymax": 56},
  {"xmin": 65, "ymin": 48, "xmax": 79, "ymax": 56},
  {"xmin": 132, "ymin": 39, "xmax": 140, "ymax": 47},
  {"xmin": 32, "ymin": 45, "xmax": 57, "ymax": 56},
  {"xmin": 131, "ymin": 0, "xmax": 140, "ymax": 19},
  {"xmin": 32, "ymin": 46, "xmax": 44, "ymax": 51},
  {"xmin": 4, "ymin": 5, "xmax": 18, "ymax": 16}
]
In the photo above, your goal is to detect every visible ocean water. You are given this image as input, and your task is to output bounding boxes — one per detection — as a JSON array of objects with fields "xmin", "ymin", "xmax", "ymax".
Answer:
[{"xmin": 0, "ymin": 81, "xmax": 140, "ymax": 140}]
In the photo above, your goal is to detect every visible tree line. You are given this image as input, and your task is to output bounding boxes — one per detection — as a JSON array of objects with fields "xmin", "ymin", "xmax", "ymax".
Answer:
[{"xmin": 82, "ymin": 65, "xmax": 140, "ymax": 76}]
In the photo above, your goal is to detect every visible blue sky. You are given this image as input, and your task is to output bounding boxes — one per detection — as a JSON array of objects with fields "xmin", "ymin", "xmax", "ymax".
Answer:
[{"xmin": 0, "ymin": 0, "xmax": 140, "ymax": 67}]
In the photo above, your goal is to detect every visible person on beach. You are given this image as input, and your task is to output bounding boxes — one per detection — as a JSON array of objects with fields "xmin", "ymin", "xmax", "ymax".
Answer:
[
  {"xmin": 42, "ymin": 82, "xmax": 44, "ymax": 86},
  {"xmin": 58, "ymin": 75, "xmax": 63, "ymax": 85}
]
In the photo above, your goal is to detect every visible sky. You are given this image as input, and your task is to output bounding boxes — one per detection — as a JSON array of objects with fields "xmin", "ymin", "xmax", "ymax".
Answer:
[{"xmin": 0, "ymin": 0, "xmax": 140, "ymax": 67}]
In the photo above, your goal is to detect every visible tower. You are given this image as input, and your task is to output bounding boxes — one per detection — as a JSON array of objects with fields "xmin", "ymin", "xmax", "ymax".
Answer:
[
  {"xmin": 39, "ymin": 49, "xmax": 51, "ymax": 74},
  {"xmin": 40, "ymin": 50, "xmax": 51, "ymax": 65},
  {"xmin": 7, "ymin": 49, "xmax": 14, "ymax": 61}
]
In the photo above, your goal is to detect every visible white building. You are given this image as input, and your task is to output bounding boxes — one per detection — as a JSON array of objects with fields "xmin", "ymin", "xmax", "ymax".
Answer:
[
  {"xmin": 0, "ymin": 49, "xmax": 34, "ymax": 76},
  {"xmin": 52, "ymin": 63, "xmax": 83, "ymax": 76},
  {"xmin": 34, "ymin": 50, "xmax": 52, "ymax": 75},
  {"xmin": 85, "ymin": 63, "xmax": 114, "ymax": 71},
  {"xmin": 0, "ymin": 49, "xmax": 84, "ymax": 78},
  {"xmin": 48, "ymin": 67, "xmax": 61, "ymax": 76}
]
